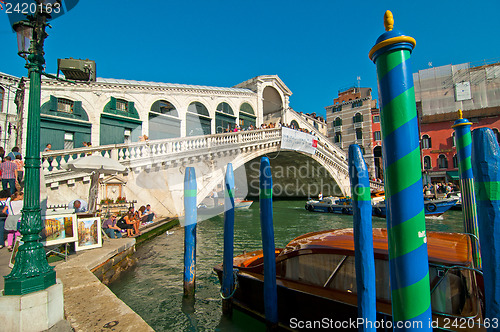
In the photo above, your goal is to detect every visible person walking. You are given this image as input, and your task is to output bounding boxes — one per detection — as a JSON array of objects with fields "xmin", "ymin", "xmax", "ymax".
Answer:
[{"xmin": 0, "ymin": 156, "xmax": 18, "ymax": 195}]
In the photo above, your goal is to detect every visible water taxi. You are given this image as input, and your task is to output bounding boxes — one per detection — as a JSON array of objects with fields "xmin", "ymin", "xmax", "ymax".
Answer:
[
  {"xmin": 305, "ymin": 197, "xmax": 353, "ymax": 214},
  {"xmin": 214, "ymin": 228, "xmax": 484, "ymax": 331},
  {"xmin": 372, "ymin": 198, "xmax": 458, "ymax": 218}
]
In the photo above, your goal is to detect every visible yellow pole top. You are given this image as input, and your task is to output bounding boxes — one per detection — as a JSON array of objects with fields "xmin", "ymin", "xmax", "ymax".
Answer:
[
  {"xmin": 458, "ymin": 109, "xmax": 463, "ymax": 119},
  {"xmin": 384, "ymin": 10, "xmax": 394, "ymax": 31}
]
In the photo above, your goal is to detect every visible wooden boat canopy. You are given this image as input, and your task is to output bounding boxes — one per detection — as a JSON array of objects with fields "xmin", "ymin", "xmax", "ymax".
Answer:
[{"xmin": 281, "ymin": 228, "xmax": 472, "ymax": 266}]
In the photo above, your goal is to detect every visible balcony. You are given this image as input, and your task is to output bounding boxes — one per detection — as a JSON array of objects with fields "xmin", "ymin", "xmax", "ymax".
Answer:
[
  {"xmin": 334, "ymin": 125, "xmax": 342, "ymax": 132},
  {"xmin": 355, "ymin": 139, "xmax": 363, "ymax": 145},
  {"xmin": 353, "ymin": 122, "xmax": 363, "ymax": 129}
]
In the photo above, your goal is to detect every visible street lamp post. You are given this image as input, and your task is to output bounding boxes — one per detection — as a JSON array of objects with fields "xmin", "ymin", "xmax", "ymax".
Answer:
[{"xmin": 3, "ymin": 2, "xmax": 56, "ymax": 295}]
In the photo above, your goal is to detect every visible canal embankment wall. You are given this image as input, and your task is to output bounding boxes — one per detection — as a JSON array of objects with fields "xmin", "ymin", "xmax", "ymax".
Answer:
[{"xmin": 0, "ymin": 218, "xmax": 179, "ymax": 331}]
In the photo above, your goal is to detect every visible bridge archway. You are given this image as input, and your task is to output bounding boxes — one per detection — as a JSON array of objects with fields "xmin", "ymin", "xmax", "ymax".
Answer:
[
  {"xmin": 196, "ymin": 145, "xmax": 349, "ymax": 204},
  {"xmin": 263, "ymin": 86, "xmax": 283, "ymax": 118},
  {"xmin": 149, "ymin": 100, "xmax": 180, "ymax": 140},
  {"xmin": 186, "ymin": 101, "xmax": 211, "ymax": 136}
]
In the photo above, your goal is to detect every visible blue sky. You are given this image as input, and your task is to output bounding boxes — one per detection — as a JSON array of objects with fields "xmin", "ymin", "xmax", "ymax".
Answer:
[{"xmin": 1, "ymin": 0, "xmax": 499, "ymax": 118}]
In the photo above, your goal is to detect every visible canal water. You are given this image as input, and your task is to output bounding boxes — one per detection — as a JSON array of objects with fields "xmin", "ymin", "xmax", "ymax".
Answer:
[{"xmin": 109, "ymin": 200, "xmax": 465, "ymax": 331}]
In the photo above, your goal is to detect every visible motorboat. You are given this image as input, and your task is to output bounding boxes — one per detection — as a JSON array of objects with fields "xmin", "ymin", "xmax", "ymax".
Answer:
[
  {"xmin": 372, "ymin": 198, "xmax": 458, "ymax": 218},
  {"xmin": 198, "ymin": 199, "xmax": 253, "ymax": 215},
  {"xmin": 214, "ymin": 228, "xmax": 484, "ymax": 331},
  {"xmin": 304, "ymin": 197, "xmax": 353, "ymax": 214}
]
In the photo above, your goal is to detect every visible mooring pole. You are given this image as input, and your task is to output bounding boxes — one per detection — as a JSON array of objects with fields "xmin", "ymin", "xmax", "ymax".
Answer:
[
  {"xmin": 452, "ymin": 110, "xmax": 481, "ymax": 269},
  {"xmin": 369, "ymin": 11, "xmax": 432, "ymax": 329},
  {"xmin": 222, "ymin": 163, "xmax": 235, "ymax": 315},
  {"xmin": 183, "ymin": 167, "xmax": 197, "ymax": 297},
  {"xmin": 471, "ymin": 128, "xmax": 500, "ymax": 323},
  {"xmin": 349, "ymin": 145, "xmax": 376, "ymax": 331},
  {"xmin": 259, "ymin": 157, "xmax": 278, "ymax": 327}
]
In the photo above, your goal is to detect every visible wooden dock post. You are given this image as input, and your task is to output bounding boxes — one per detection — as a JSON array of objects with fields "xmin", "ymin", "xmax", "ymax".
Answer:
[
  {"xmin": 183, "ymin": 167, "xmax": 197, "ymax": 297},
  {"xmin": 222, "ymin": 163, "xmax": 235, "ymax": 315},
  {"xmin": 349, "ymin": 145, "xmax": 376, "ymax": 331},
  {"xmin": 471, "ymin": 128, "xmax": 500, "ymax": 322},
  {"xmin": 259, "ymin": 157, "xmax": 278, "ymax": 327}
]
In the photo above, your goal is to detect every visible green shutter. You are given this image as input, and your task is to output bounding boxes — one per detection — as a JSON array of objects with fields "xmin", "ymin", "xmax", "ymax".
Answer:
[
  {"xmin": 50, "ymin": 95, "xmax": 58, "ymax": 111},
  {"xmin": 128, "ymin": 101, "xmax": 134, "ymax": 113},
  {"xmin": 110, "ymin": 97, "xmax": 117, "ymax": 110}
]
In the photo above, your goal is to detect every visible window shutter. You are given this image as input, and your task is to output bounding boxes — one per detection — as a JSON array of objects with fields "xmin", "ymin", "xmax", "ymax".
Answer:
[
  {"xmin": 50, "ymin": 95, "xmax": 58, "ymax": 111},
  {"xmin": 73, "ymin": 101, "xmax": 82, "ymax": 115},
  {"xmin": 110, "ymin": 97, "xmax": 117, "ymax": 110},
  {"xmin": 128, "ymin": 101, "xmax": 135, "ymax": 113}
]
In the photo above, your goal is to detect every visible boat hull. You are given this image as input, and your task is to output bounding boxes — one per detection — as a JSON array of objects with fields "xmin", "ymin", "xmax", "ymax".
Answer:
[{"xmin": 214, "ymin": 268, "xmax": 383, "ymax": 331}]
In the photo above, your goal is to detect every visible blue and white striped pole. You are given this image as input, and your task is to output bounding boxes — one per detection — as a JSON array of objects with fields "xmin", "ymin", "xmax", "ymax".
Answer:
[
  {"xmin": 183, "ymin": 167, "xmax": 197, "ymax": 297},
  {"xmin": 349, "ymin": 145, "xmax": 376, "ymax": 331},
  {"xmin": 222, "ymin": 163, "xmax": 235, "ymax": 315},
  {"xmin": 259, "ymin": 157, "xmax": 278, "ymax": 326},
  {"xmin": 471, "ymin": 128, "xmax": 500, "ymax": 324}
]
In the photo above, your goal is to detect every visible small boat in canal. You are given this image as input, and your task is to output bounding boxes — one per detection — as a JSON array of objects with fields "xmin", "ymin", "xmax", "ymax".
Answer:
[
  {"xmin": 372, "ymin": 197, "xmax": 458, "ymax": 218},
  {"xmin": 214, "ymin": 228, "xmax": 485, "ymax": 331},
  {"xmin": 198, "ymin": 199, "xmax": 253, "ymax": 215},
  {"xmin": 305, "ymin": 195, "xmax": 457, "ymax": 218},
  {"xmin": 304, "ymin": 197, "xmax": 353, "ymax": 214}
]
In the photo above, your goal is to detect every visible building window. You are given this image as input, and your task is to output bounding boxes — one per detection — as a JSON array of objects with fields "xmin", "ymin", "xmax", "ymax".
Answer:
[
  {"xmin": 421, "ymin": 135, "xmax": 431, "ymax": 149},
  {"xmin": 0, "ymin": 87, "xmax": 4, "ymax": 113},
  {"xmin": 334, "ymin": 117, "xmax": 342, "ymax": 127},
  {"xmin": 374, "ymin": 131, "xmax": 381, "ymax": 141},
  {"xmin": 453, "ymin": 154, "xmax": 458, "ymax": 168},
  {"xmin": 424, "ymin": 156, "xmax": 431, "ymax": 170},
  {"xmin": 373, "ymin": 115, "xmax": 380, "ymax": 123},
  {"xmin": 57, "ymin": 98, "xmax": 74, "ymax": 113},
  {"xmin": 334, "ymin": 132, "xmax": 342, "ymax": 143},
  {"xmin": 356, "ymin": 129, "xmax": 363, "ymax": 140},
  {"xmin": 116, "ymin": 99, "xmax": 129, "ymax": 112},
  {"xmin": 64, "ymin": 132, "xmax": 74, "ymax": 149},
  {"xmin": 452, "ymin": 132, "xmax": 456, "ymax": 147},
  {"xmin": 438, "ymin": 154, "xmax": 448, "ymax": 169},
  {"xmin": 352, "ymin": 100, "xmax": 363, "ymax": 108},
  {"xmin": 332, "ymin": 105, "xmax": 342, "ymax": 113},
  {"xmin": 353, "ymin": 112, "xmax": 363, "ymax": 123}
]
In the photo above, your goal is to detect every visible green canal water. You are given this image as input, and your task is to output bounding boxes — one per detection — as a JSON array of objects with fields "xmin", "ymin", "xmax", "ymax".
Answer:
[{"xmin": 109, "ymin": 200, "xmax": 465, "ymax": 331}]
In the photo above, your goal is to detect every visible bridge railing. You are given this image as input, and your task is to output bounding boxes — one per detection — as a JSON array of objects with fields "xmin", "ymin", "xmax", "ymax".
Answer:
[{"xmin": 41, "ymin": 128, "xmax": 283, "ymax": 176}]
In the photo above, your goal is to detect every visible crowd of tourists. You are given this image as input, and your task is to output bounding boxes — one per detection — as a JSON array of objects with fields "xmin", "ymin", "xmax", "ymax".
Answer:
[{"xmin": 221, "ymin": 121, "xmax": 315, "ymax": 134}]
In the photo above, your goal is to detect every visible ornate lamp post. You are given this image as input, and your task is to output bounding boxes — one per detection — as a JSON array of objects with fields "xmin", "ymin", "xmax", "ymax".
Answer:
[{"xmin": 3, "ymin": 2, "xmax": 56, "ymax": 295}]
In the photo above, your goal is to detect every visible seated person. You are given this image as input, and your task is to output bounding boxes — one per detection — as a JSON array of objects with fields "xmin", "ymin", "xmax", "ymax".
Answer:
[
  {"xmin": 68, "ymin": 199, "xmax": 88, "ymax": 213},
  {"xmin": 102, "ymin": 214, "xmax": 123, "ymax": 239},
  {"xmin": 144, "ymin": 204, "xmax": 155, "ymax": 223},
  {"xmin": 137, "ymin": 205, "xmax": 154, "ymax": 224},
  {"xmin": 127, "ymin": 206, "xmax": 141, "ymax": 236},
  {"xmin": 116, "ymin": 212, "xmax": 136, "ymax": 237}
]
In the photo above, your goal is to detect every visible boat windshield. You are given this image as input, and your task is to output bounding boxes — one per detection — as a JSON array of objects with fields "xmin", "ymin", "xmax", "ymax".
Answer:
[{"xmin": 276, "ymin": 253, "xmax": 480, "ymax": 317}]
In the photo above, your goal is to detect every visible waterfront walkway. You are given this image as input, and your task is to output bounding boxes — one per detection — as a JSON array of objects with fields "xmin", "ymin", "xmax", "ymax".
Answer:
[{"xmin": 0, "ymin": 218, "xmax": 178, "ymax": 331}]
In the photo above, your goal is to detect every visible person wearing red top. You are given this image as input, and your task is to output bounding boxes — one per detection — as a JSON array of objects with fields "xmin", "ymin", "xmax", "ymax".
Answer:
[{"xmin": 0, "ymin": 156, "xmax": 18, "ymax": 195}]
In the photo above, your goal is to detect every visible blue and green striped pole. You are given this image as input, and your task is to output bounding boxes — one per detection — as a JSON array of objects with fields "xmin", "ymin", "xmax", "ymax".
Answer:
[
  {"xmin": 222, "ymin": 163, "xmax": 235, "ymax": 315},
  {"xmin": 349, "ymin": 145, "xmax": 376, "ymax": 331},
  {"xmin": 259, "ymin": 157, "xmax": 278, "ymax": 326},
  {"xmin": 471, "ymin": 128, "xmax": 500, "ymax": 323},
  {"xmin": 452, "ymin": 110, "xmax": 481, "ymax": 269},
  {"xmin": 369, "ymin": 11, "xmax": 432, "ymax": 329},
  {"xmin": 183, "ymin": 167, "xmax": 197, "ymax": 297}
]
